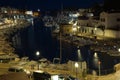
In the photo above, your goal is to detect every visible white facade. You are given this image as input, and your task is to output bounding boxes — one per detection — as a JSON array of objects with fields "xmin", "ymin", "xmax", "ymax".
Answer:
[
  {"xmin": 76, "ymin": 11, "xmax": 120, "ymax": 38},
  {"xmin": 100, "ymin": 12, "xmax": 120, "ymax": 29},
  {"xmin": 84, "ymin": 27, "xmax": 120, "ymax": 38}
]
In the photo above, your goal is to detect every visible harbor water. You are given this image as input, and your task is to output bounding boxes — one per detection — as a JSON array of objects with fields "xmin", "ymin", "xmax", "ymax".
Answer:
[{"xmin": 14, "ymin": 18, "xmax": 119, "ymax": 75}]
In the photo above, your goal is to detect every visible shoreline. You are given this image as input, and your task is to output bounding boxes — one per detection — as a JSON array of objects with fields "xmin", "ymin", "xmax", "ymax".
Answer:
[{"xmin": 0, "ymin": 20, "xmax": 31, "ymax": 55}]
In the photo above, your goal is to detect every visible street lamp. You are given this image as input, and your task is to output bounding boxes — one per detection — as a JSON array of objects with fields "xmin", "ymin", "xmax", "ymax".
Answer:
[
  {"xmin": 75, "ymin": 62, "xmax": 79, "ymax": 79},
  {"xmin": 36, "ymin": 51, "xmax": 40, "ymax": 56},
  {"xmin": 118, "ymin": 48, "xmax": 120, "ymax": 52},
  {"xmin": 94, "ymin": 52, "xmax": 98, "ymax": 58},
  {"xmin": 36, "ymin": 51, "xmax": 40, "ymax": 70},
  {"xmin": 93, "ymin": 52, "xmax": 101, "ymax": 76},
  {"xmin": 36, "ymin": 51, "xmax": 40, "ymax": 60}
]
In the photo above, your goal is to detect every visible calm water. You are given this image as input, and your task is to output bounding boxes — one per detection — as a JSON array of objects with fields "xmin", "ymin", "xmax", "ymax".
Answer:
[{"xmin": 16, "ymin": 18, "xmax": 119, "ymax": 74}]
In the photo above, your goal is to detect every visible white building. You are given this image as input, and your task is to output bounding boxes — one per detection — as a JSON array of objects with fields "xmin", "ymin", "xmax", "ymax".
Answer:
[
  {"xmin": 100, "ymin": 12, "xmax": 120, "ymax": 29},
  {"xmin": 76, "ymin": 11, "xmax": 120, "ymax": 38}
]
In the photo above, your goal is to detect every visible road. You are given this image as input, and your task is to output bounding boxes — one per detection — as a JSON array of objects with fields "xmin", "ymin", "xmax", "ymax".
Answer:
[{"xmin": 0, "ymin": 63, "xmax": 12, "ymax": 75}]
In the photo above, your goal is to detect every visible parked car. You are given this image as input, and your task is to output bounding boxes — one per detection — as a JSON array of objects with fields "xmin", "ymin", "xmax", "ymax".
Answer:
[{"xmin": 8, "ymin": 66, "xmax": 24, "ymax": 72}]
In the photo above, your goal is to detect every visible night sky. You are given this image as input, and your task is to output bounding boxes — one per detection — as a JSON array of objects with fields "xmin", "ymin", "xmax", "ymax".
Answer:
[{"xmin": 0, "ymin": 0, "xmax": 104, "ymax": 10}]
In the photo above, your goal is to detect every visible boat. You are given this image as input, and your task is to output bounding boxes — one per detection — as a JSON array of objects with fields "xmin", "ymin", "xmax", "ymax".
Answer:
[
  {"xmin": 0, "ymin": 53, "xmax": 19, "ymax": 63},
  {"xmin": 42, "ymin": 15, "xmax": 55, "ymax": 27}
]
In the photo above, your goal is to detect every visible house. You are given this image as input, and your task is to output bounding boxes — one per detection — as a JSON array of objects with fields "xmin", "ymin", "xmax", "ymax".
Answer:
[
  {"xmin": 60, "ymin": 23, "xmax": 73, "ymax": 35},
  {"xmin": 100, "ymin": 11, "xmax": 120, "ymax": 30}
]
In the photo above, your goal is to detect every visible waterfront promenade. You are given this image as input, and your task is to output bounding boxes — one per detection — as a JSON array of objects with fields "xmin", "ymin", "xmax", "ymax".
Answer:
[{"xmin": 0, "ymin": 61, "xmax": 120, "ymax": 80}]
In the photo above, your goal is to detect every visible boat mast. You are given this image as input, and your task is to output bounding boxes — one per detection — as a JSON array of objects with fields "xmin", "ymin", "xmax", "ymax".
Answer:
[
  {"xmin": 59, "ymin": 28, "xmax": 62, "ymax": 64},
  {"xmin": 59, "ymin": 2, "xmax": 63, "ymax": 63}
]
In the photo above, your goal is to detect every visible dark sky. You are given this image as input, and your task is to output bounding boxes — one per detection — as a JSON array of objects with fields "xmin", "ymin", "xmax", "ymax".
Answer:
[{"xmin": 0, "ymin": 0, "xmax": 104, "ymax": 10}]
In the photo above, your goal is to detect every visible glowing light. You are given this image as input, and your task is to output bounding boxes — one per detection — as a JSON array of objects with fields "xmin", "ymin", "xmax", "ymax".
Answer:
[
  {"xmin": 94, "ymin": 52, "xmax": 98, "ymax": 58},
  {"xmin": 77, "ymin": 49, "xmax": 82, "ymax": 61},
  {"xmin": 93, "ymin": 52, "xmax": 99, "ymax": 68},
  {"xmin": 118, "ymin": 48, "xmax": 120, "ymax": 52},
  {"xmin": 51, "ymin": 75, "xmax": 59, "ymax": 80},
  {"xmin": 37, "ymin": 9, "xmax": 40, "ymax": 12},
  {"xmin": 73, "ymin": 21, "xmax": 77, "ymax": 26},
  {"xmin": 77, "ymin": 26, "xmax": 80, "ymax": 29},
  {"xmin": 25, "ymin": 11, "xmax": 33, "ymax": 16},
  {"xmin": 94, "ymin": 27, "xmax": 97, "ymax": 30},
  {"xmin": 24, "ymin": 69, "xmax": 30, "ymax": 74},
  {"xmin": 34, "ymin": 70, "xmax": 44, "ymax": 73},
  {"xmin": 36, "ymin": 51, "xmax": 40, "ymax": 56},
  {"xmin": 69, "ymin": 12, "xmax": 80, "ymax": 17},
  {"xmin": 75, "ymin": 62, "xmax": 79, "ymax": 68},
  {"xmin": 72, "ymin": 27, "xmax": 77, "ymax": 32}
]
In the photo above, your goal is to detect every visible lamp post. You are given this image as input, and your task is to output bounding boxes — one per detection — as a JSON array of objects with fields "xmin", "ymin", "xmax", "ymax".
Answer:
[
  {"xmin": 36, "ymin": 51, "xmax": 40, "ymax": 70},
  {"xmin": 93, "ymin": 52, "xmax": 101, "ymax": 76},
  {"xmin": 98, "ymin": 61, "xmax": 101, "ymax": 76},
  {"xmin": 59, "ymin": 29, "xmax": 62, "ymax": 64},
  {"xmin": 75, "ymin": 62, "xmax": 79, "ymax": 79}
]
